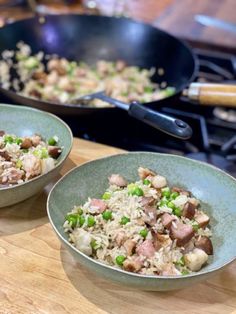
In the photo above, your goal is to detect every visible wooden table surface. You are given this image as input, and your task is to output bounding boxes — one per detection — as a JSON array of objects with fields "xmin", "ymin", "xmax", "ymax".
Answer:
[{"xmin": 0, "ymin": 138, "xmax": 236, "ymax": 314}]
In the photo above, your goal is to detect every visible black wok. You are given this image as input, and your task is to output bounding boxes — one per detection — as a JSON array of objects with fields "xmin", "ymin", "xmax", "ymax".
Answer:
[{"xmin": 0, "ymin": 14, "xmax": 197, "ymax": 138}]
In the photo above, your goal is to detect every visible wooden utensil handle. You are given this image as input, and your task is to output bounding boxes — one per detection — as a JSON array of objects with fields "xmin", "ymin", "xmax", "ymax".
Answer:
[{"xmin": 184, "ymin": 83, "xmax": 236, "ymax": 107}]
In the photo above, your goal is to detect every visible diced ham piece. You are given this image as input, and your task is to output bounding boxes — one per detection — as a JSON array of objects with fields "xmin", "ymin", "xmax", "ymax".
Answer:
[
  {"xmin": 161, "ymin": 213, "xmax": 175, "ymax": 229},
  {"xmin": 0, "ymin": 130, "xmax": 5, "ymax": 137},
  {"xmin": 194, "ymin": 211, "xmax": 210, "ymax": 228},
  {"xmin": 138, "ymin": 167, "xmax": 156, "ymax": 180},
  {"xmin": 160, "ymin": 263, "xmax": 181, "ymax": 276},
  {"xmin": 115, "ymin": 231, "xmax": 127, "ymax": 247},
  {"xmin": 136, "ymin": 239, "xmax": 155, "ymax": 258},
  {"xmin": 172, "ymin": 186, "xmax": 190, "ymax": 196},
  {"xmin": 182, "ymin": 202, "xmax": 196, "ymax": 219},
  {"xmin": 195, "ymin": 236, "xmax": 213, "ymax": 255},
  {"xmin": 152, "ymin": 231, "xmax": 172, "ymax": 251},
  {"xmin": 184, "ymin": 248, "xmax": 208, "ymax": 271},
  {"xmin": 90, "ymin": 199, "xmax": 107, "ymax": 213},
  {"xmin": 144, "ymin": 205, "xmax": 157, "ymax": 226},
  {"xmin": 123, "ymin": 256, "xmax": 143, "ymax": 273},
  {"xmin": 123, "ymin": 239, "xmax": 136, "ymax": 256},
  {"xmin": 140, "ymin": 196, "xmax": 155, "ymax": 207},
  {"xmin": 108, "ymin": 174, "xmax": 127, "ymax": 187},
  {"xmin": 188, "ymin": 197, "xmax": 200, "ymax": 208},
  {"xmin": 170, "ymin": 222, "xmax": 194, "ymax": 247}
]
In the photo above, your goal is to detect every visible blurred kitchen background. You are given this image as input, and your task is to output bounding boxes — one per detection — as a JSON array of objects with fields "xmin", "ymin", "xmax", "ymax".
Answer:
[{"xmin": 1, "ymin": 0, "xmax": 236, "ymax": 175}]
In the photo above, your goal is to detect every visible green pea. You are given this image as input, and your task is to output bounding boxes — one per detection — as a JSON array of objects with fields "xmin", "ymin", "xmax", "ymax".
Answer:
[
  {"xmin": 143, "ymin": 179, "xmax": 151, "ymax": 185},
  {"xmin": 128, "ymin": 183, "xmax": 143, "ymax": 196},
  {"xmin": 102, "ymin": 192, "xmax": 111, "ymax": 200},
  {"xmin": 15, "ymin": 138, "xmax": 22, "ymax": 145},
  {"xmin": 79, "ymin": 215, "xmax": 85, "ymax": 227},
  {"xmin": 102, "ymin": 210, "xmax": 112, "ymax": 221},
  {"xmin": 76, "ymin": 207, "xmax": 83, "ymax": 215},
  {"xmin": 120, "ymin": 216, "xmax": 130, "ymax": 225},
  {"xmin": 87, "ymin": 215, "xmax": 96, "ymax": 227},
  {"xmin": 170, "ymin": 192, "xmax": 179, "ymax": 200},
  {"xmin": 139, "ymin": 229, "xmax": 148, "ymax": 238},
  {"xmin": 192, "ymin": 221, "xmax": 199, "ymax": 232},
  {"xmin": 116, "ymin": 255, "xmax": 126, "ymax": 266},
  {"xmin": 173, "ymin": 207, "xmax": 182, "ymax": 217},
  {"xmin": 167, "ymin": 201, "xmax": 175, "ymax": 209},
  {"xmin": 48, "ymin": 137, "xmax": 57, "ymax": 146},
  {"xmin": 161, "ymin": 187, "xmax": 171, "ymax": 198},
  {"xmin": 176, "ymin": 256, "xmax": 185, "ymax": 266},
  {"xmin": 66, "ymin": 214, "xmax": 79, "ymax": 228}
]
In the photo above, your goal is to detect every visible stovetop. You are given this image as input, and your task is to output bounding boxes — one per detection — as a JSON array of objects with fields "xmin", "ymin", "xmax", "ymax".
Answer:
[
  {"xmin": 61, "ymin": 47, "xmax": 236, "ymax": 177},
  {"xmin": 1, "ymin": 47, "xmax": 236, "ymax": 176}
]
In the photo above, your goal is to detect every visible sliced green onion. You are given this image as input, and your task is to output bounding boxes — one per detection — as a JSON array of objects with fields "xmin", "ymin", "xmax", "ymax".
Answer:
[
  {"xmin": 16, "ymin": 159, "xmax": 22, "ymax": 169},
  {"xmin": 181, "ymin": 269, "xmax": 189, "ymax": 276},
  {"xmin": 161, "ymin": 187, "xmax": 171, "ymax": 198},
  {"xmin": 102, "ymin": 191, "xmax": 111, "ymax": 200},
  {"xmin": 167, "ymin": 201, "xmax": 175, "ymax": 210},
  {"xmin": 24, "ymin": 56, "xmax": 39, "ymax": 70},
  {"xmin": 173, "ymin": 207, "xmax": 182, "ymax": 217},
  {"xmin": 170, "ymin": 192, "xmax": 179, "ymax": 200},
  {"xmin": 144, "ymin": 86, "xmax": 153, "ymax": 93}
]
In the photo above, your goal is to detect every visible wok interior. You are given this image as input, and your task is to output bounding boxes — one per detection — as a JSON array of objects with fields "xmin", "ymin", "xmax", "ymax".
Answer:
[
  {"xmin": 0, "ymin": 15, "xmax": 196, "ymax": 93},
  {"xmin": 48, "ymin": 153, "xmax": 236, "ymax": 274}
]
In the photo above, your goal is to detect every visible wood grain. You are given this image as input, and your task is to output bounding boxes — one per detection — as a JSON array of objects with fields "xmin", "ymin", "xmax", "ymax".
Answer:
[{"xmin": 0, "ymin": 137, "xmax": 236, "ymax": 314}]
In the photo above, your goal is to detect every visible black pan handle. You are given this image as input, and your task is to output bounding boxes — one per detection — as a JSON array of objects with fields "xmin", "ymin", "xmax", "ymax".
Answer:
[
  {"xmin": 91, "ymin": 93, "xmax": 192, "ymax": 139},
  {"xmin": 129, "ymin": 101, "xmax": 192, "ymax": 140}
]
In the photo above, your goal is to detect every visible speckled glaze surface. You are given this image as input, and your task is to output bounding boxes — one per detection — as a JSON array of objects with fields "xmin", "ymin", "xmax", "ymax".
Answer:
[
  {"xmin": 47, "ymin": 152, "xmax": 236, "ymax": 291},
  {"xmin": 0, "ymin": 104, "xmax": 73, "ymax": 207}
]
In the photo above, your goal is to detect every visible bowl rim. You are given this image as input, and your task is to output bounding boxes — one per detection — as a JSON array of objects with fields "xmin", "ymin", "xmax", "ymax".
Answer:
[
  {"xmin": 47, "ymin": 151, "xmax": 236, "ymax": 280},
  {"xmin": 0, "ymin": 103, "xmax": 73, "ymax": 191}
]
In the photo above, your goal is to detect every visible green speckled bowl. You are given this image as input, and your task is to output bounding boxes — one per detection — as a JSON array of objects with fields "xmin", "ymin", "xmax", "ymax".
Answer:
[
  {"xmin": 47, "ymin": 152, "xmax": 236, "ymax": 291},
  {"xmin": 0, "ymin": 104, "xmax": 73, "ymax": 207}
]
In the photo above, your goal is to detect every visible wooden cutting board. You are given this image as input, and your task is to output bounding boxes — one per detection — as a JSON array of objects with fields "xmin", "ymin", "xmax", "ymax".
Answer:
[{"xmin": 0, "ymin": 138, "xmax": 235, "ymax": 314}]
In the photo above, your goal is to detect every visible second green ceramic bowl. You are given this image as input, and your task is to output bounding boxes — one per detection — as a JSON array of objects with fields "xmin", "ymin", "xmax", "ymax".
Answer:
[
  {"xmin": 47, "ymin": 152, "xmax": 236, "ymax": 291},
  {"xmin": 0, "ymin": 104, "xmax": 73, "ymax": 207}
]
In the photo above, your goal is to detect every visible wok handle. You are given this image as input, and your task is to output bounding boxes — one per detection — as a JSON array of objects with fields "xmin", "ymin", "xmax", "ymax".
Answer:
[
  {"xmin": 129, "ymin": 102, "xmax": 192, "ymax": 140},
  {"xmin": 184, "ymin": 83, "xmax": 236, "ymax": 107}
]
